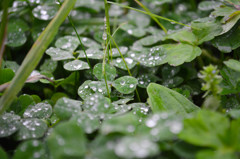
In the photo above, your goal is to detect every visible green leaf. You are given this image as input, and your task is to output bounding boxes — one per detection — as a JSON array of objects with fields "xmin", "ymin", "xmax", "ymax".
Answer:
[
  {"xmin": 101, "ymin": 113, "xmax": 139, "ymax": 135},
  {"xmin": 16, "ymin": 118, "xmax": 48, "ymax": 141},
  {"xmin": 120, "ymin": 24, "xmax": 147, "ymax": 37},
  {"xmin": 198, "ymin": 1, "xmax": 222, "ymax": 11},
  {"xmin": 63, "ymin": 60, "xmax": 90, "ymax": 71},
  {"xmin": 45, "ymin": 47, "xmax": 74, "ymax": 61},
  {"xmin": 191, "ymin": 18, "xmax": 222, "ymax": 45},
  {"xmin": 220, "ymin": 67, "xmax": 240, "ymax": 95},
  {"xmin": 0, "ymin": 147, "xmax": 8, "ymax": 159},
  {"xmin": 23, "ymin": 102, "xmax": 52, "ymax": 119},
  {"xmin": 88, "ymin": 81, "xmax": 111, "ymax": 96},
  {"xmin": 9, "ymin": 94, "xmax": 36, "ymax": 116},
  {"xmin": 71, "ymin": 112, "xmax": 100, "ymax": 134},
  {"xmin": 55, "ymin": 36, "xmax": 79, "ymax": 51},
  {"xmin": 137, "ymin": 74, "xmax": 159, "ymax": 88},
  {"xmin": 164, "ymin": 29, "xmax": 198, "ymax": 45},
  {"xmin": 196, "ymin": 150, "xmax": 237, "ymax": 159},
  {"xmin": 78, "ymin": 48, "xmax": 103, "ymax": 59},
  {"xmin": 179, "ymin": 110, "xmax": 229, "ymax": 148},
  {"xmin": 131, "ymin": 46, "xmax": 167, "ymax": 67},
  {"xmin": 83, "ymin": 93, "xmax": 114, "ymax": 118},
  {"xmin": 54, "ymin": 97, "xmax": 82, "ymax": 120},
  {"xmin": 128, "ymin": 10, "xmax": 150, "ymax": 28},
  {"xmin": 0, "ymin": 68, "xmax": 15, "ymax": 85},
  {"xmin": 112, "ymin": 76, "xmax": 138, "ymax": 94},
  {"xmin": 224, "ymin": 59, "xmax": 240, "ymax": 72},
  {"xmin": 112, "ymin": 57, "xmax": 137, "ymax": 70},
  {"xmin": 40, "ymin": 58, "xmax": 57, "ymax": 73},
  {"xmin": 212, "ymin": 23, "xmax": 240, "ymax": 53},
  {"xmin": 147, "ymin": 83, "xmax": 199, "ymax": 116},
  {"xmin": 0, "ymin": 112, "xmax": 20, "ymax": 137},
  {"xmin": 3, "ymin": 61, "xmax": 19, "ymax": 73},
  {"xmin": 221, "ymin": 13, "xmax": 240, "ymax": 35},
  {"xmin": 32, "ymin": 4, "xmax": 59, "ymax": 21},
  {"xmin": 114, "ymin": 136, "xmax": 158, "ymax": 159},
  {"xmin": 78, "ymin": 80, "xmax": 94, "ymax": 99},
  {"xmin": 136, "ymin": 35, "xmax": 163, "ymax": 46},
  {"xmin": 6, "ymin": 19, "xmax": 29, "ymax": 47},
  {"xmin": 162, "ymin": 43, "xmax": 202, "ymax": 66},
  {"xmin": 47, "ymin": 121, "xmax": 86, "ymax": 159},
  {"xmin": 81, "ymin": 37, "xmax": 101, "ymax": 48},
  {"xmin": 111, "ymin": 46, "xmax": 128, "ymax": 57},
  {"xmin": 13, "ymin": 140, "xmax": 47, "ymax": 159},
  {"xmin": 93, "ymin": 63, "xmax": 117, "ymax": 81}
]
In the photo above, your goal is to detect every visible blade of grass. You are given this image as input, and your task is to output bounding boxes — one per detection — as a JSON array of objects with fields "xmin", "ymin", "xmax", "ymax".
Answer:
[
  {"xmin": 102, "ymin": 22, "xmax": 128, "ymax": 99},
  {"xmin": 134, "ymin": 0, "xmax": 167, "ymax": 34},
  {"xmin": 104, "ymin": 0, "xmax": 112, "ymax": 63},
  {"xmin": 0, "ymin": 0, "xmax": 76, "ymax": 115},
  {"xmin": 0, "ymin": 0, "xmax": 10, "ymax": 68},
  {"xmin": 107, "ymin": 1, "xmax": 193, "ymax": 29},
  {"xmin": 106, "ymin": 32, "xmax": 141, "ymax": 102},
  {"xmin": 57, "ymin": 0, "xmax": 92, "ymax": 72}
]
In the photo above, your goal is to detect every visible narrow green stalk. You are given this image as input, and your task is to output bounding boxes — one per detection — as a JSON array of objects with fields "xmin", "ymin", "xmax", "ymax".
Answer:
[
  {"xmin": 0, "ymin": 0, "xmax": 76, "ymax": 115},
  {"xmin": 106, "ymin": 32, "xmax": 141, "ymax": 102},
  {"xmin": 0, "ymin": 0, "xmax": 9, "ymax": 68},
  {"xmin": 57, "ymin": 0, "xmax": 92, "ymax": 71},
  {"xmin": 107, "ymin": 1, "xmax": 194, "ymax": 29},
  {"xmin": 102, "ymin": 23, "xmax": 127, "ymax": 99},
  {"xmin": 104, "ymin": 0, "xmax": 112, "ymax": 63},
  {"xmin": 202, "ymin": 49, "xmax": 221, "ymax": 64},
  {"xmin": 134, "ymin": 0, "xmax": 167, "ymax": 34}
]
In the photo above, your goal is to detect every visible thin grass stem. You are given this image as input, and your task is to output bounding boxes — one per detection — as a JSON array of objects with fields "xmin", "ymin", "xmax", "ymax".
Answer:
[
  {"xmin": 107, "ymin": 1, "xmax": 196, "ymax": 29},
  {"xmin": 134, "ymin": 0, "xmax": 167, "ymax": 34},
  {"xmin": 57, "ymin": 0, "xmax": 92, "ymax": 71},
  {"xmin": 0, "ymin": 0, "xmax": 10, "ymax": 68},
  {"xmin": 106, "ymin": 32, "xmax": 141, "ymax": 102}
]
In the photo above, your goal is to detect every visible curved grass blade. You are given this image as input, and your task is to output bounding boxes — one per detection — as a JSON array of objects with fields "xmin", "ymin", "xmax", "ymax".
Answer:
[
  {"xmin": 134, "ymin": 0, "xmax": 167, "ymax": 34},
  {"xmin": 0, "ymin": 0, "xmax": 10, "ymax": 68},
  {"xmin": 0, "ymin": 0, "xmax": 76, "ymax": 115},
  {"xmin": 107, "ymin": 1, "xmax": 193, "ymax": 29}
]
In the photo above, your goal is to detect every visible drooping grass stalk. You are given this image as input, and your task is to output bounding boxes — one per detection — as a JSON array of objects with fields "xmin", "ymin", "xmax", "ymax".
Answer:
[
  {"xmin": 107, "ymin": 1, "xmax": 194, "ymax": 29},
  {"xmin": 0, "ymin": 0, "xmax": 9, "ymax": 68},
  {"xmin": 102, "ymin": 22, "xmax": 128, "ymax": 99},
  {"xmin": 106, "ymin": 32, "xmax": 141, "ymax": 102},
  {"xmin": 134, "ymin": 0, "xmax": 167, "ymax": 34},
  {"xmin": 0, "ymin": 0, "xmax": 76, "ymax": 115},
  {"xmin": 104, "ymin": 0, "xmax": 112, "ymax": 63},
  {"xmin": 57, "ymin": 0, "xmax": 92, "ymax": 71}
]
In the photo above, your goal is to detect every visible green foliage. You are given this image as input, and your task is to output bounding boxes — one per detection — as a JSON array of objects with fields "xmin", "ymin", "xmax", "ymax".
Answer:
[
  {"xmin": 1, "ymin": 0, "xmax": 240, "ymax": 158},
  {"xmin": 147, "ymin": 83, "xmax": 199, "ymax": 116}
]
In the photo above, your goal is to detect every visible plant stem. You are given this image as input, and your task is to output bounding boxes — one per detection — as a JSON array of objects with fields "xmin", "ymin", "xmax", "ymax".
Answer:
[
  {"xmin": 106, "ymin": 32, "xmax": 141, "ymax": 102},
  {"xmin": 202, "ymin": 49, "xmax": 221, "ymax": 64},
  {"xmin": 104, "ymin": 0, "xmax": 112, "ymax": 63},
  {"xmin": 57, "ymin": 0, "xmax": 92, "ymax": 71},
  {"xmin": 0, "ymin": 0, "xmax": 76, "ymax": 115},
  {"xmin": 0, "ymin": 0, "xmax": 9, "ymax": 68},
  {"xmin": 108, "ymin": 1, "xmax": 195, "ymax": 29},
  {"xmin": 134, "ymin": 0, "xmax": 167, "ymax": 34}
]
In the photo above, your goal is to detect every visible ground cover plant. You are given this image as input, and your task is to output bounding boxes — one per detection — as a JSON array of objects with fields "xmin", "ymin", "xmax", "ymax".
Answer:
[{"xmin": 0, "ymin": 0, "xmax": 240, "ymax": 158}]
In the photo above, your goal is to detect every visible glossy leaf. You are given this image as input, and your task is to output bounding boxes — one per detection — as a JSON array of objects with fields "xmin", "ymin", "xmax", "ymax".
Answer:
[
  {"xmin": 93, "ymin": 63, "xmax": 117, "ymax": 81},
  {"xmin": 0, "ymin": 112, "xmax": 20, "ymax": 137},
  {"xmin": 47, "ymin": 121, "xmax": 86, "ymax": 159},
  {"xmin": 45, "ymin": 47, "xmax": 74, "ymax": 61},
  {"xmin": 63, "ymin": 60, "xmax": 90, "ymax": 71},
  {"xmin": 112, "ymin": 76, "xmax": 138, "ymax": 94},
  {"xmin": 23, "ymin": 102, "xmax": 52, "ymax": 119},
  {"xmin": 54, "ymin": 97, "xmax": 82, "ymax": 120},
  {"xmin": 13, "ymin": 140, "xmax": 47, "ymax": 159},
  {"xmin": 16, "ymin": 118, "xmax": 48, "ymax": 141},
  {"xmin": 147, "ymin": 83, "xmax": 200, "ymax": 116}
]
